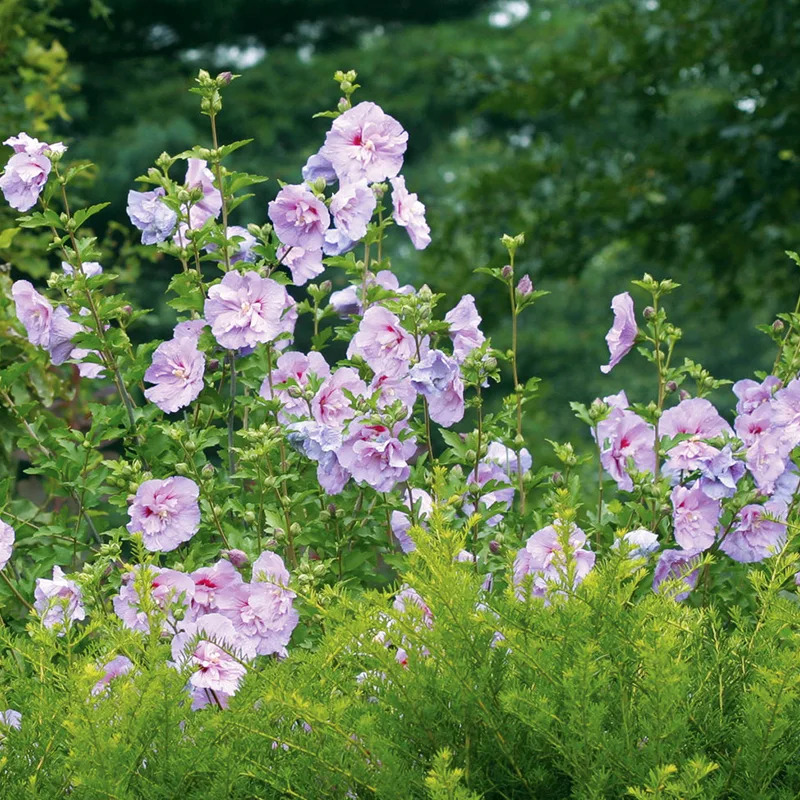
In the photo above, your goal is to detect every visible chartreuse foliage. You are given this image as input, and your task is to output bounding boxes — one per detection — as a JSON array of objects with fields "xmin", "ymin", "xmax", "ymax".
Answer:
[{"xmin": 2, "ymin": 513, "xmax": 800, "ymax": 799}]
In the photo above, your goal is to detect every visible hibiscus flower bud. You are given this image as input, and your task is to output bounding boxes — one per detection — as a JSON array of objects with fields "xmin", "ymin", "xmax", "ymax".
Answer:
[
  {"xmin": 773, "ymin": 319, "xmax": 785, "ymax": 332},
  {"xmin": 222, "ymin": 548, "xmax": 248, "ymax": 567},
  {"xmin": 516, "ymin": 275, "xmax": 533, "ymax": 296},
  {"xmin": 216, "ymin": 71, "xmax": 233, "ymax": 85},
  {"xmin": 643, "ymin": 306, "xmax": 655, "ymax": 319},
  {"xmin": 666, "ymin": 380, "xmax": 678, "ymax": 393},
  {"xmin": 501, "ymin": 264, "xmax": 513, "ymax": 280},
  {"xmin": 489, "ymin": 540, "xmax": 501, "ymax": 554}
]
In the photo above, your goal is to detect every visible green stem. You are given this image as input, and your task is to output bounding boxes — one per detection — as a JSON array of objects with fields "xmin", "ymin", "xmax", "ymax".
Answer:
[
  {"xmin": 209, "ymin": 112, "xmax": 231, "ymax": 272},
  {"xmin": 0, "ymin": 570, "xmax": 34, "ymax": 612},
  {"xmin": 507, "ymin": 265, "xmax": 526, "ymax": 514},
  {"xmin": 227, "ymin": 350, "xmax": 237, "ymax": 476}
]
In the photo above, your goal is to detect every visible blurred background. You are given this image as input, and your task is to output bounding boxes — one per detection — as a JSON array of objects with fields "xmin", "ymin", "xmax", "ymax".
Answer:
[{"xmin": 2, "ymin": 0, "xmax": 799, "ymax": 462}]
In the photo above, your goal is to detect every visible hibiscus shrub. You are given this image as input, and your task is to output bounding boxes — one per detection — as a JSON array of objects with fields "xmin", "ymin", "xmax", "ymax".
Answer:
[{"xmin": 2, "ymin": 69, "xmax": 800, "ymax": 798}]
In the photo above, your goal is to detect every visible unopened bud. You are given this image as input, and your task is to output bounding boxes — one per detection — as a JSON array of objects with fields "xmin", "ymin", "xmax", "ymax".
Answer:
[
  {"xmin": 222, "ymin": 548, "xmax": 248, "ymax": 567},
  {"xmin": 551, "ymin": 471, "xmax": 563, "ymax": 485},
  {"xmin": 201, "ymin": 463, "xmax": 215, "ymax": 478},
  {"xmin": 327, "ymin": 503, "xmax": 337, "ymax": 516},
  {"xmin": 290, "ymin": 522, "xmax": 302, "ymax": 537},
  {"xmin": 679, "ymin": 390, "xmax": 690, "ymax": 401},
  {"xmin": 243, "ymin": 511, "xmax": 256, "ymax": 524},
  {"xmin": 773, "ymin": 319, "xmax": 785, "ymax": 332},
  {"xmin": 643, "ymin": 306, "xmax": 655, "ymax": 320},
  {"xmin": 501, "ymin": 264, "xmax": 513, "ymax": 280},
  {"xmin": 216, "ymin": 71, "xmax": 233, "ymax": 85},
  {"xmin": 320, "ymin": 280, "xmax": 332, "ymax": 294},
  {"xmin": 489, "ymin": 540, "xmax": 501, "ymax": 555},
  {"xmin": 666, "ymin": 380, "xmax": 678, "ymax": 393},
  {"xmin": 516, "ymin": 275, "xmax": 533, "ymax": 296}
]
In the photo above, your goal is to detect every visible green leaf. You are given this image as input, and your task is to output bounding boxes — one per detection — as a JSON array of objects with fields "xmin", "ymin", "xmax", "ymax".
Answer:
[
  {"xmin": 72, "ymin": 202, "xmax": 110, "ymax": 230},
  {"xmin": 0, "ymin": 227, "xmax": 20, "ymax": 248},
  {"xmin": 17, "ymin": 209, "xmax": 63, "ymax": 229}
]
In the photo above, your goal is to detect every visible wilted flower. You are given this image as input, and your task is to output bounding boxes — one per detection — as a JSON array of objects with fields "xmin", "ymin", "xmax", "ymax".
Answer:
[
  {"xmin": 321, "ymin": 101, "xmax": 408, "ymax": 184},
  {"xmin": 600, "ymin": 292, "xmax": 637, "ymax": 374},
  {"xmin": 127, "ymin": 187, "xmax": 178, "ymax": 245},
  {"xmin": 127, "ymin": 477, "xmax": 201, "ymax": 552},
  {"xmin": 34, "ymin": 566, "xmax": 85, "ymax": 631},
  {"xmin": 390, "ymin": 176, "xmax": 431, "ymax": 250}
]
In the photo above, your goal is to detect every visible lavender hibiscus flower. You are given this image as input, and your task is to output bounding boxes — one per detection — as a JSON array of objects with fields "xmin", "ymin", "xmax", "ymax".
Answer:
[{"xmin": 126, "ymin": 477, "xmax": 201, "ymax": 552}]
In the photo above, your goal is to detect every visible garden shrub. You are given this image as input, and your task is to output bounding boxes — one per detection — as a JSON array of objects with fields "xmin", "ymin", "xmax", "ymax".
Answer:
[{"xmin": 1, "ymin": 69, "xmax": 800, "ymax": 799}]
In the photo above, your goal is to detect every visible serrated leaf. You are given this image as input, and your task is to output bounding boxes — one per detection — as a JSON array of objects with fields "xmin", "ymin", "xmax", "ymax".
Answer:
[{"xmin": 72, "ymin": 202, "xmax": 110, "ymax": 230}]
